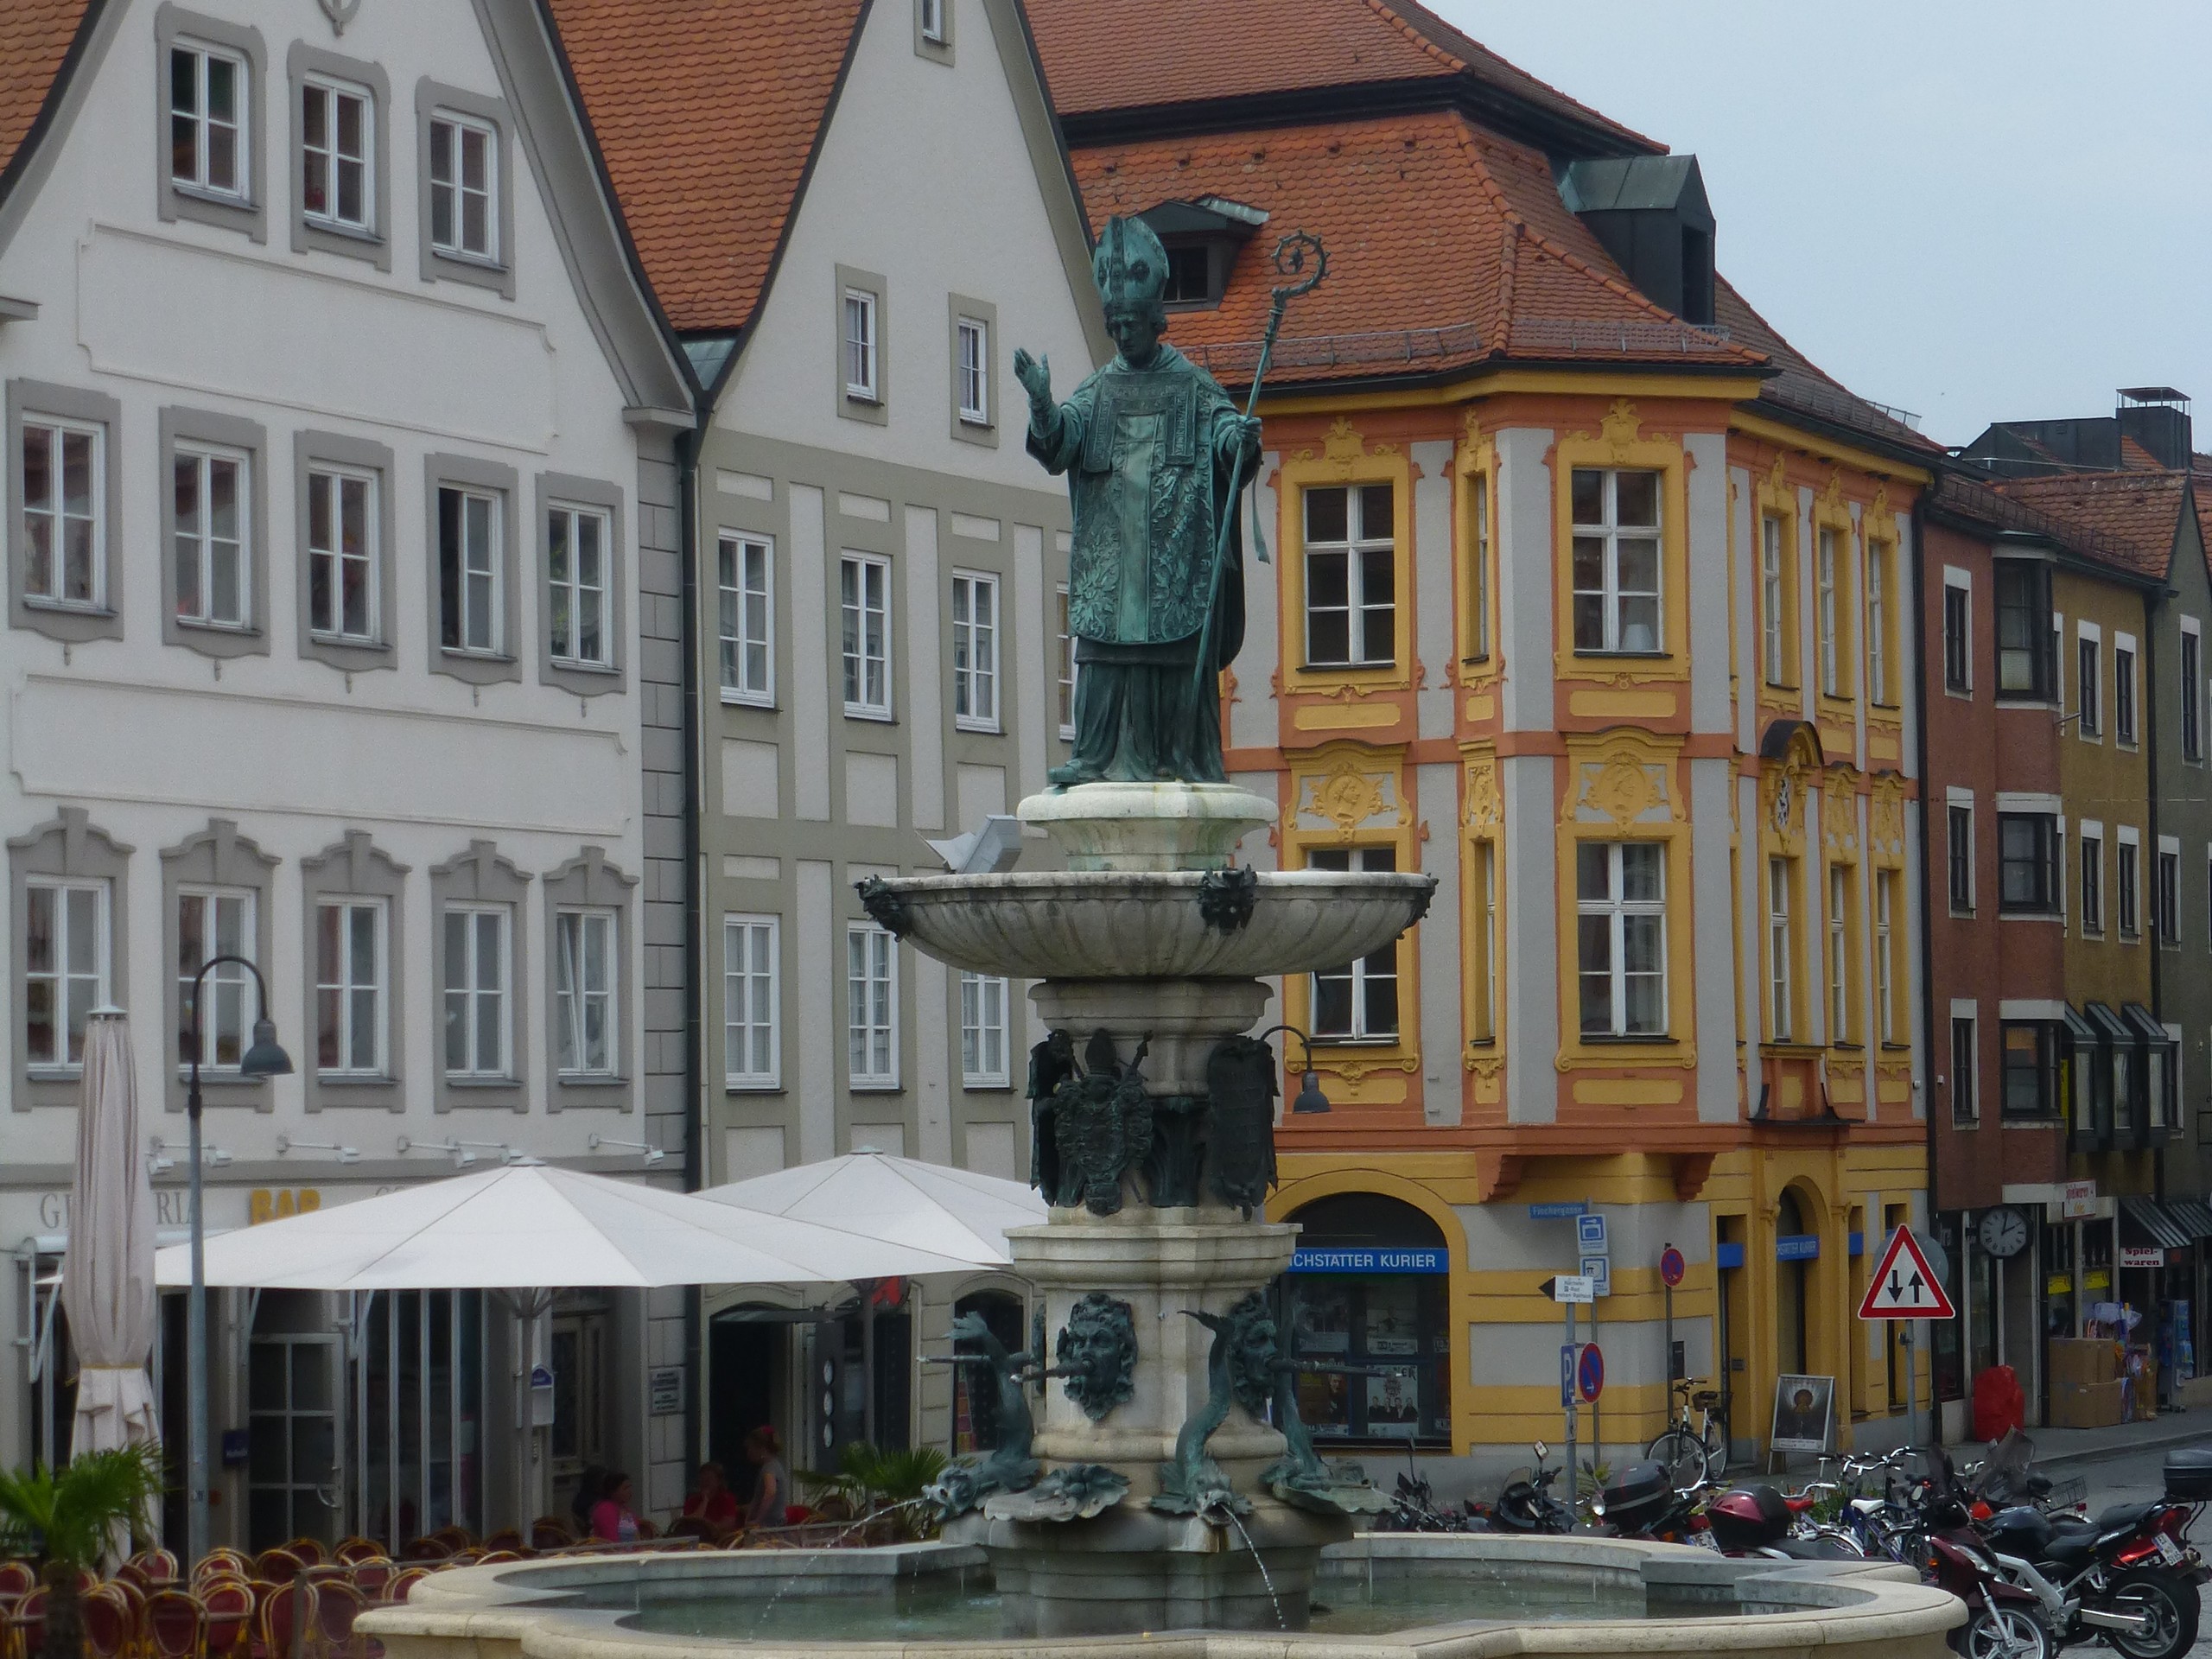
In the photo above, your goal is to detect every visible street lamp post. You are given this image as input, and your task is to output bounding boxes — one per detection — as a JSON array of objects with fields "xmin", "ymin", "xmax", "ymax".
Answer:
[
  {"xmin": 184, "ymin": 954, "xmax": 292, "ymax": 1567},
  {"xmin": 1253, "ymin": 1023, "xmax": 1331, "ymax": 1115}
]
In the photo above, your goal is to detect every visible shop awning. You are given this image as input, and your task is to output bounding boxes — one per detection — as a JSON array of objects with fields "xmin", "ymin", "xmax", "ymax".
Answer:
[
  {"xmin": 2086, "ymin": 1002, "xmax": 2136, "ymax": 1046},
  {"xmin": 2122, "ymin": 1003, "xmax": 2171, "ymax": 1046},
  {"xmin": 2120, "ymin": 1195, "xmax": 2192, "ymax": 1252},
  {"xmin": 2170, "ymin": 1201, "xmax": 2212, "ymax": 1239}
]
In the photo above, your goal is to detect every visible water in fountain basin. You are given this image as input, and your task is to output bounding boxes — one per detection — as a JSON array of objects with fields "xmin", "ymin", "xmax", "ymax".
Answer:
[{"xmin": 620, "ymin": 1563, "xmax": 1725, "ymax": 1642}]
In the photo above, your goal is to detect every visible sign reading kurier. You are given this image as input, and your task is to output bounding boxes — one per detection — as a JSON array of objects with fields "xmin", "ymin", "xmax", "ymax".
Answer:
[{"xmin": 1287, "ymin": 1247, "xmax": 1447, "ymax": 1274}]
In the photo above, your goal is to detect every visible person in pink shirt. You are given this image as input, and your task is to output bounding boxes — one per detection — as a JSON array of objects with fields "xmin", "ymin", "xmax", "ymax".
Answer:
[{"xmin": 589, "ymin": 1470, "xmax": 640, "ymax": 1542}]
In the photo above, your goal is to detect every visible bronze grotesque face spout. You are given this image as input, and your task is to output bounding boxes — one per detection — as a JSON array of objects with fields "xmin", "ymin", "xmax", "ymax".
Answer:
[{"xmin": 1053, "ymin": 1291, "xmax": 1138, "ymax": 1421}]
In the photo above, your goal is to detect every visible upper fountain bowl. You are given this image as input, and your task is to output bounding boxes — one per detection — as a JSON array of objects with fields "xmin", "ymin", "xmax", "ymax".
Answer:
[{"xmin": 861, "ymin": 869, "xmax": 1435, "ymax": 981}]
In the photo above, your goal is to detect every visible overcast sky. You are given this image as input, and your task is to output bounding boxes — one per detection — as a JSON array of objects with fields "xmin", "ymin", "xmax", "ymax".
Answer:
[{"xmin": 1433, "ymin": 0, "xmax": 2212, "ymax": 448}]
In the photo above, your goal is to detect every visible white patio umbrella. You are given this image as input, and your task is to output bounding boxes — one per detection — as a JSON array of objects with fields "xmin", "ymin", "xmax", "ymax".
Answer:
[
  {"xmin": 700, "ymin": 1147, "xmax": 1046, "ymax": 1268},
  {"xmin": 63, "ymin": 1009, "xmax": 162, "ymax": 1457},
  {"xmin": 151, "ymin": 1161, "xmax": 979, "ymax": 1290}
]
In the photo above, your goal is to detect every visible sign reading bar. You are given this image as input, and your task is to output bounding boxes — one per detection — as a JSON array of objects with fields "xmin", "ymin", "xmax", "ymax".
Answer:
[{"xmin": 1288, "ymin": 1247, "xmax": 1447, "ymax": 1274}]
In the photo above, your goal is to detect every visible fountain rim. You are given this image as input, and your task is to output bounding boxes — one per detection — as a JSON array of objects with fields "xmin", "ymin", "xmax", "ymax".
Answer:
[{"xmin": 359, "ymin": 1532, "xmax": 1963, "ymax": 1658}]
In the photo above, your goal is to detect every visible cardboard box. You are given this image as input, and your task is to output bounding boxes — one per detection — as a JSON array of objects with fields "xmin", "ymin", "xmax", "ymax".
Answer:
[
  {"xmin": 2048, "ymin": 1338, "xmax": 2120, "ymax": 1388},
  {"xmin": 2050, "ymin": 1377, "xmax": 2126, "ymax": 1428},
  {"xmin": 2135, "ymin": 1357, "xmax": 2161, "ymax": 1422}
]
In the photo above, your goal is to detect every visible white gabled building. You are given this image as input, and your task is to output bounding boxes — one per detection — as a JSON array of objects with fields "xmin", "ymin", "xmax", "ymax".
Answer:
[{"xmin": 0, "ymin": 0, "xmax": 694, "ymax": 1546}]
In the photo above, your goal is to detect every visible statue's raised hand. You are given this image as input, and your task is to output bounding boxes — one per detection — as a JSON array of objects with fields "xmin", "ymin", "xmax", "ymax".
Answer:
[{"xmin": 1013, "ymin": 347, "xmax": 1053, "ymax": 412}]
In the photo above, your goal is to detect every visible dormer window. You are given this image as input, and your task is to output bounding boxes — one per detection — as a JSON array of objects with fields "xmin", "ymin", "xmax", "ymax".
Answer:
[
  {"xmin": 1137, "ymin": 195, "xmax": 1268, "ymax": 312},
  {"xmin": 1558, "ymin": 155, "xmax": 1717, "ymax": 327}
]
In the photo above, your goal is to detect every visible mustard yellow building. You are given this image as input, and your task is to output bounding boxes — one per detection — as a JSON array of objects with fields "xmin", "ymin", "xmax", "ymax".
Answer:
[{"xmin": 1039, "ymin": 0, "xmax": 1943, "ymax": 1473}]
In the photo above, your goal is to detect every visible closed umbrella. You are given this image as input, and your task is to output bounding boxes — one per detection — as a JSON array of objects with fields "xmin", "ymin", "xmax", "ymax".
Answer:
[
  {"xmin": 700, "ymin": 1148, "xmax": 1046, "ymax": 1267},
  {"xmin": 63, "ymin": 1009, "xmax": 161, "ymax": 1458}
]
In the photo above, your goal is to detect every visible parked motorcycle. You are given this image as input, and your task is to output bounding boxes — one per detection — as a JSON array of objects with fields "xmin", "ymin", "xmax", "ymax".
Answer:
[
  {"xmin": 1465, "ymin": 1441, "xmax": 1574, "ymax": 1535},
  {"xmin": 1705, "ymin": 1484, "xmax": 1863, "ymax": 1560},
  {"xmin": 1977, "ymin": 1497, "xmax": 2202, "ymax": 1659},
  {"xmin": 1928, "ymin": 1528, "xmax": 2053, "ymax": 1659},
  {"xmin": 1589, "ymin": 1459, "xmax": 1707, "ymax": 1545}
]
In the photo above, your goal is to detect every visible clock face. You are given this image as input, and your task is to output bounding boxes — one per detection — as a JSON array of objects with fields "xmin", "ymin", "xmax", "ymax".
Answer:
[{"xmin": 1979, "ymin": 1206, "xmax": 2029, "ymax": 1260}]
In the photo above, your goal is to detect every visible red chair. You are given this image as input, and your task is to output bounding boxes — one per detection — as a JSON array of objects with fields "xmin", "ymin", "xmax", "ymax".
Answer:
[
  {"xmin": 128, "ymin": 1549, "xmax": 181, "ymax": 1589},
  {"xmin": 82, "ymin": 1585, "xmax": 136, "ymax": 1659},
  {"xmin": 192, "ymin": 1552, "xmax": 251, "ymax": 1588},
  {"xmin": 144, "ymin": 1589, "xmax": 207, "ymax": 1659},
  {"xmin": 314, "ymin": 1581, "xmax": 365, "ymax": 1659},
  {"xmin": 199, "ymin": 1580, "xmax": 252, "ymax": 1659},
  {"xmin": 7, "ymin": 1586, "xmax": 49, "ymax": 1659},
  {"xmin": 381, "ymin": 1569, "xmax": 430, "ymax": 1606},
  {"xmin": 342, "ymin": 1562, "xmax": 391, "ymax": 1603},
  {"xmin": 281, "ymin": 1541, "xmax": 327, "ymax": 1569},
  {"xmin": 255, "ymin": 1580, "xmax": 317, "ymax": 1659},
  {"xmin": 252, "ymin": 1550, "xmax": 305, "ymax": 1586},
  {"xmin": 330, "ymin": 1542, "xmax": 383, "ymax": 1568},
  {"xmin": 0, "ymin": 1563, "xmax": 33, "ymax": 1600}
]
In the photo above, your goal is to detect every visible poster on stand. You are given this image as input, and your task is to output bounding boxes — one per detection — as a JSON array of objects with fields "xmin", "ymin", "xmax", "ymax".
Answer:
[{"xmin": 1770, "ymin": 1374, "xmax": 1834, "ymax": 1452}]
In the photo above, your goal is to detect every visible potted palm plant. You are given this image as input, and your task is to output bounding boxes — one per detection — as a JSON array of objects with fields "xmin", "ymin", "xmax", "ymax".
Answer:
[{"xmin": 0, "ymin": 1443, "xmax": 166, "ymax": 1659}]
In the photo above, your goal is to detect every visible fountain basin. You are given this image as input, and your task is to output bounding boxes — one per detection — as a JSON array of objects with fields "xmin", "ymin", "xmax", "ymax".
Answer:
[
  {"xmin": 861, "ymin": 870, "xmax": 1434, "ymax": 981},
  {"xmin": 360, "ymin": 1532, "xmax": 1963, "ymax": 1657}
]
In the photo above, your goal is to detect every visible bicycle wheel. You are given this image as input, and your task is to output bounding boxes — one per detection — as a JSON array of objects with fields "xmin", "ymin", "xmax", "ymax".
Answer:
[
  {"xmin": 1647, "ymin": 1427, "xmax": 1707, "ymax": 1489},
  {"xmin": 1700, "ymin": 1416, "xmax": 1730, "ymax": 1480}
]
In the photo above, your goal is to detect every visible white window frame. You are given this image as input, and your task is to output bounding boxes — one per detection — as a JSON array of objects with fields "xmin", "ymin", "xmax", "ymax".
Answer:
[
  {"xmin": 169, "ymin": 41, "xmax": 249, "ymax": 200},
  {"xmin": 1055, "ymin": 582, "xmax": 1077, "ymax": 741},
  {"xmin": 1950, "ymin": 1002, "xmax": 1979, "ymax": 1124},
  {"xmin": 1303, "ymin": 483, "xmax": 1395, "ymax": 668},
  {"xmin": 553, "ymin": 906, "xmax": 618, "ymax": 1078},
  {"xmin": 2158, "ymin": 836, "xmax": 2182, "ymax": 946},
  {"xmin": 1570, "ymin": 467, "xmax": 1662, "ymax": 655},
  {"xmin": 2079, "ymin": 823, "xmax": 2104, "ymax": 936},
  {"xmin": 300, "ymin": 73, "xmax": 373, "ymax": 232},
  {"xmin": 176, "ymin": 886, "xmax": 255, "ymax": 1075},
  {"xmin": 840, "ymin": 551, "xmax": 893, "ymax": 718},
  {"xmin": 23, "ymin": 878, "xmax": 110, "ymax": 1073},
  {"xmin": 842, "ymin": 288, "xmax": 879, "ymax": 402},
  {"xmin": 2075, "ymin": 620, "xmax": 2101, "ymax": 740},
  {"xmin": 718, "ymin": 533, "xmax": 774, "ymax": 706},
  {"xmin": 1576, "ymin": 841, "xmax": 1668, "ymax": 1039},
  {"xmin": 960, "ymin": 970, "xmax": 1008, "ymax": 1088},
  {"xmin": 1817, "ymin": 524, "xmax": 1841, "ymax": 696},
  {"xmin": 919, "ymin": 0, "xmax": 948, "ymax": 43},
  {"xmin": 2183, "ymin": 618, "xmax": 2203, "ymax": 761},
  {"xmin": 1942, "ymin": 566, "xmax": 1973, "ymax": 694},
  {"xmin": 1946, "ymin": 789, "xmax": 1975, "ymax": 914},
  {"xmin": 442, "ymin": 902, "xmax": 511, "ymax": 1079},
  {"xmin": 722, "ymin": 914, "xmax": 780, "ymax": 1090},
  {"xmin": 1874, "ymin": 869, "xmax": 1896, "ymax": 1045},
  {"xmin": 314, "ymin": 896, "xmax": 388, "ymax": 1078},
  {"xmin": 2117, "ymin": 828, "xmax": 2141, "ymax": 939},
  {"xmin": 438, "ymin": 483, "xmax": 502, "ymax": 654},
  {"xmin": 546, "ymin": 502, "xmax": 613, "ymax": 668},
  {"xmin": 955, "ymin": 315, "xmax": 988, "ymax": 425},
  {"xmin": 1865, "ymin": 533, "xmax": 1889, "ymax": 704},
  {"xmin": 2114, "ymin": 633, "xmax": 2139, "ymax": 745},
  {"xmin": 170, "ymin": 442, "xmax": 251, "ymax": 629},
  {"xmin": 1762, "ymin": 513, "xmax": 1787, "ymax": 685},
  {"xmin": 846, "ymin": 922, "xmax": 899, "ymax": 1090},
  {"xmin": 1827, "ymin": 864, "xmax": 1849, "ymax": 1045},
  {"xmin": 1309, "ymin": 846, "xmax": 1402, "ymax": 1041},
  {"xmin": 22, "ymin": 417, "xmax": 106, "ymax": 608},
  {"xmin": 951, "ymin": 569, "xmax": 1000, "ymax": 732},
  {"xmin": 1768, "ymin": 855, "xmax": 1794, "ymax": 1042},
  {"xmin": 428, "ymin": 110, "xmax": 498, "ymax": 261},
  {"xmin": 307, "ymin": 464, "xmax": 378, "ymax": 641}
]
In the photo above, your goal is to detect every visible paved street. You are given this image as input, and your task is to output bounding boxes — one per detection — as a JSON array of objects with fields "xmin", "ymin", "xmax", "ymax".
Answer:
[{"xmin": 2052, "ymin": 1431, "xmax": 2212, "ymax": 1659}]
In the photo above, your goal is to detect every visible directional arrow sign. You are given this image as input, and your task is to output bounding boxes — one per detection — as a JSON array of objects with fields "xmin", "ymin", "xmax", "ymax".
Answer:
[{"xmin": 1857, "ymin": 1224, "xmax": 1955, "ymax": 1320}]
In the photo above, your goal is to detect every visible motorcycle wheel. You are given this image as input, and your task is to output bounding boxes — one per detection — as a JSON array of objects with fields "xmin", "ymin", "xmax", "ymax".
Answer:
[
  {"xmin": 2102, "ymin": 1572, "xmax": 2198, "ymax": 1659},
  {"xmin": 1955, "ymin": 1604, "xmax": 2049, "ymax": 1659}
]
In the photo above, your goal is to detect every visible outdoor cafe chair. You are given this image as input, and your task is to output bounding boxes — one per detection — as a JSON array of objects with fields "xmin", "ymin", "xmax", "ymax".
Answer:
[
  {"xmin": 255, "ymin": 1579, "xmax": 317, "ymax": 1659},
  {"xmin": 380, "ymin": 1569, "xmax": 430, "ymax": 1606},
  {"xmin": 252, "ymin": 1550, "xmax": 305, "ymax": 1586},
  {"xmin": 143, "ymin": 1589, "xmax": 207, "ymax": 1659},
  {"xmin": 198, "ymin": 1580, "xmax": 252, "ymax": 1659},
  {"xmin": 313, "ymin": 1580, "xmax": 366, "ymax": 1659},
  {"xmin": 81, "ymin": 1583, "xmax": 137, "ymax": 1659},
  {"xmin": 4, "ymin": 1586, "xmax": 47, "ymax": 1659},
  {"xmin": 330, "ymin": 1543, "xmax": 382, "ymax": 1568},
  {"xmin": 192, "ymin": 1552, "xmax": 251, "ymax": 1588}
]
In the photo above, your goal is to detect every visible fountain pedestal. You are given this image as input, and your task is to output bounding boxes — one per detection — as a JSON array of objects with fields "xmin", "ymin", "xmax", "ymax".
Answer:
[{"xmin": 874, "ymin": 781, "xmax": 1432, "ymax": 1637}]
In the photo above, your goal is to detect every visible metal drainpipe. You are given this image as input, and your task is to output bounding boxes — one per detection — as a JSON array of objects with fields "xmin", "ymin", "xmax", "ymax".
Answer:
[
  {"xmin": 1909, "ymin": 492, "xmax": 1942, "ymax": 1207},
  {"xmin": 2141, "ymin": 584, "xmax": 2164, "ymax": 1198},
  {"xmin": 677, "ymin": 408, "xmax": 707, "ymax": 1477}
]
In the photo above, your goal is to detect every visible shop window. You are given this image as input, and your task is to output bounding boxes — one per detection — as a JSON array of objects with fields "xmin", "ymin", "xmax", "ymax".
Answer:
[{"xmin": 1281, "ymin": 1193, "xmax": 1450, "ymax": 1447}]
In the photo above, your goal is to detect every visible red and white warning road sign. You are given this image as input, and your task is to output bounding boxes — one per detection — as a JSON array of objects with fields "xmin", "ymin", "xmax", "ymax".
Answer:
[{"xmin": 1857, "ymin": 1225, "xmax": 1955, "ymax": 1320}]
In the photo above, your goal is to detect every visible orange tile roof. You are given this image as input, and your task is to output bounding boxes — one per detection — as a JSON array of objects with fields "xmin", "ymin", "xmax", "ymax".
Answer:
[
  {"xmin": 545, "ymin": 0, "xmax": 865, "ymax": 335},
  {"xmin": 1028, "ymin": 0, "xmax": 1654, "ymax": 153},
  {"xmin": 1069, "ymin": 109, "xmax": 1762, "ymax": 385},
  {"xmin": 1993, "ymin": 471, "xmax": 2187, "ymax": 580},
  {"xmin": 0, "ymin": 1, "xmax": 89, "ymax": 184}
]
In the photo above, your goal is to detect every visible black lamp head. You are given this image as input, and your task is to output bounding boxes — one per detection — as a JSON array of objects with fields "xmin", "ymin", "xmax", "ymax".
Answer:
[
  {"xmin": 239, "ymin": 1018, "xmax": 294, "ymax": 1079},
  {"xmin": 1291, "ymin": 1069, "xmax": 1331, "ymax": 1115}
]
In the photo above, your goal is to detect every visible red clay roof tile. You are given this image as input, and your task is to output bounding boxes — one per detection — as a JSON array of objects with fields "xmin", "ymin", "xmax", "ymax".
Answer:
[
  {"xmin": 1993, "ymin": 471, "xmax": 2188, "ymax": 580},
  {"xmin": 0, "ymin": 1, "xmax": 89, "ymax": 183},
  {"xmin": 545, "ymin": 0, "xmax": 865, "ymax": 335},
  {"xmin": 1028, "ymin": 0, "xmax": 1653, "ymax": 152},
  {"xmin": 1069, "ymin": 109, "xmax": 1759, "ymax": 385}
]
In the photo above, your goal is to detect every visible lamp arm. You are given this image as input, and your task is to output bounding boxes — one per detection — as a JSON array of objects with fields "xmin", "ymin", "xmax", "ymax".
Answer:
[{"xmin": 1251, "ymin": 1022, "xmax": 1317, "ymax": 1070}]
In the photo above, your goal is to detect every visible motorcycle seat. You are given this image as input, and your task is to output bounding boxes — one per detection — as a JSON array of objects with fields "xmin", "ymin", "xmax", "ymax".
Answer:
[
  {"xmin": 2042, "ymin": 1531, "xmax": 2101, "ymax": 1567},
  {"xmin": 2090, "ymin": 1501, "xmax": 2157, "ymax": 1535},
  {"xmin": 1773, "ymin": 1535, "xmax": 1855, "ymax": 1560}
]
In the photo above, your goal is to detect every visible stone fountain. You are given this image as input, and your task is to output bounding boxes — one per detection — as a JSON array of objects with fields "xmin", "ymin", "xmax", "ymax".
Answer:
[{"xmin": 861, "ymin": 777, "xmax": 1429, "ymax": 1634}]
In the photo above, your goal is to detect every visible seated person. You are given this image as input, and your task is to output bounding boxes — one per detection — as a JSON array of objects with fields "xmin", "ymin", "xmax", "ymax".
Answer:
[
  {"xmin": 589, "ymin": 1470, "xmax": 641, "ymax": 1543},
  {"xmin": 683, "ymin": 1461, "xmax": 740, "ymax": 1532}
]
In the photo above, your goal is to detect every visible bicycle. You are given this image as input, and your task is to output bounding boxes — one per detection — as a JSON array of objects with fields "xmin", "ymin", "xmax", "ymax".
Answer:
[{"xmin": 1647, "ymin": 1376, "xmax": 1730, "ymax": 1486}]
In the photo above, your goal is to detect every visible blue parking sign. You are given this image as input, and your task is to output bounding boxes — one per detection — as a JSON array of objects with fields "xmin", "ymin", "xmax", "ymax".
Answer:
[{"xmin": 1576, "ymin": 1211, "xmax": 1608, "ymax": 1253}]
